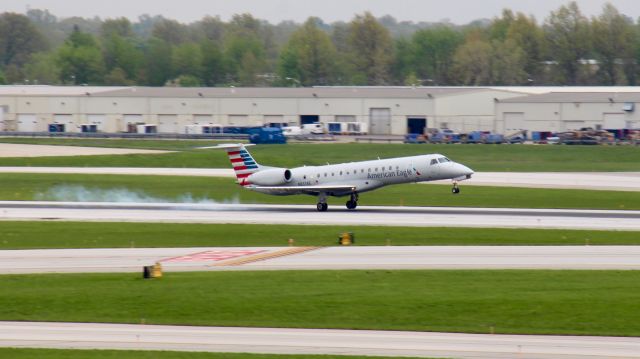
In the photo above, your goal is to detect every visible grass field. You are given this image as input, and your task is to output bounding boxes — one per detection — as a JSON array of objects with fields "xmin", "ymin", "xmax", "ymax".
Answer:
[
  {"xmin": 1, "ymin": 138, "xmax": 639, "ymax": 171},
  {"xmin": 1, "ymin": 221, "xmax": 638, "ymax": 249},
  {"xmin": 0, "ymin": 173, "xmax": 637, "ymax": 210},
  {"xmin": 1, "ymin": 270, "xmax": 639, "ymax": 336},
  {"xmin": 0, "ymin": 349, "xmax": 430, "ymax": 359}
]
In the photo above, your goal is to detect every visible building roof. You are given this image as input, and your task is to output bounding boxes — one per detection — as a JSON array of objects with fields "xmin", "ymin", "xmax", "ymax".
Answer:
[
  {"xmin": 500, "ymin": 91, "xmax": 640, "ymax": 103},
  {"xmin": 92, "ymin": 86, "xmax": 482, "ymax": 99},
  {"xmin": 0, "ymin": 85, "xmax": 503, "ymax": 99},
  {"xmin": 0, "ymin": 86, "xmax": 128, "ymax": 96}
]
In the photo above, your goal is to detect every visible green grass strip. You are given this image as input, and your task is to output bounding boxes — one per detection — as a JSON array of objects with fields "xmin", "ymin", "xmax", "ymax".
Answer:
[
  {"xmin": 0, "ymin": 173, "xmax": 638, "ymax": 210},
  {"xmin": 0, "ymin": 139, "xmax": 639, "ymax": 171},
  {"xmin": 0, "ymin": 348, "xmax": 432, "ymax": 359},
  {"xmin": 1, "ymin": 221, "xmax": 638, "ymax": 249},
  {"xmin": 1, "ymin": 270, "xmax": 639, "ymax": 336}
]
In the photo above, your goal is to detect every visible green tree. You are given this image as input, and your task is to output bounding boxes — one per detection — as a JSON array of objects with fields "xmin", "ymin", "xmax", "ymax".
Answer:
[
  {"xmin": 23, "ymin": 52, "xmax": 60, "ymax": 84},
  {"xmin": 452, "ymin": 34, "xmax": 526, "ymax": 85},
  {"xmin": 104, "ymin": 67, "xmax": 134, "ymax": 85},
  {"xmin": 452, "ymin": 38, "xmax": 492, "ymax": 85},
  {"xmin": 347, "ymin": 12, "xmax": 393, "ymax": 85},
  {"xmin": 172, "ymin": 42, "xmax": 204, "ymax": 79},
  {"xmin": 102, "ymin": 34, "xmax": 143, "ymax": 81},
  {"xmin": 544, "ymin": 1, "xmax": 592, "ymax": 84},
  {"xmin": 591, "ymin": 3, "xmax": 635, "ymax": 85},
  {"xmin": 487, "ymin": 9, "xmax": 517, "ymax": 41},
  {"xmin": 56, "ymin": 25, "xmax": 105, "ymax": 84},
  {"xmin": 277, "ymin": 18, "xmax": 338, "ymax": 86},
  {"xmin": 101, "ymin": 17, "xmax": 133, "ymax": 38},
  {"xmin": 410, "ymin": 26, "xmax": 463, "ymax": 85},
  {"xmin": 506, "ymin": 13, "xmax": 545, "ymax": 82},
  {"xmin": 140, "ymin": 37, "xmax": 172, "ymax": 86},
  {"xmin": 224, "ymin": 34, "xmax": 265, "ymax": 85},
  {"xmin": 201, "ymin": 40, "xmax": 225, "ymax": 86},
  {"xmin": 490, "ymin": 39, "xmax": 527, "ymax": 84},
  {"xmin": 152, "ymin": 18, "xmax": 189, "ymax": 45},
  {"xmin": 0, "ymin": 12, "xmax": 47, "ymax": 82}
]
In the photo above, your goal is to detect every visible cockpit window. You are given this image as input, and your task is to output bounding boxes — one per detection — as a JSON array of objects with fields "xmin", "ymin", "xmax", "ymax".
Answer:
[
  {"xmin": 430, "ymin": 159, "xmax": 438, "ymax": 165},
  {"xmin": 438, "ymin": 157, "xmax": 451, "ymax": 163}
]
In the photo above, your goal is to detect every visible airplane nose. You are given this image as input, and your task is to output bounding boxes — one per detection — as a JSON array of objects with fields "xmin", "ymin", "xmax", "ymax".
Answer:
[{"xmin": 456, "ymin": 163, "xmax": 474, "ymax": 179}]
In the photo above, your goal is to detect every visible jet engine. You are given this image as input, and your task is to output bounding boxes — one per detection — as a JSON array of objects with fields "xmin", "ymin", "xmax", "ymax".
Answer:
[{"xmin": 246, "ymin": 168, "xmax": 293, "ymax": 186}]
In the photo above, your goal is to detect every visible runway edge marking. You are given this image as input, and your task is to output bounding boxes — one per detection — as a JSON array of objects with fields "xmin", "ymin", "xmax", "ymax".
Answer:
[{"xmin": 211, "ymin": 247, "xmax": 322, "ymax": 267}]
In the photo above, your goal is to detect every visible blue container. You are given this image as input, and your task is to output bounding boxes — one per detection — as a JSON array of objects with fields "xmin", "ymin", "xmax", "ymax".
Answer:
[{"xmin": 248, "ymin": 127, "xmax": 287, "ymax": 144}]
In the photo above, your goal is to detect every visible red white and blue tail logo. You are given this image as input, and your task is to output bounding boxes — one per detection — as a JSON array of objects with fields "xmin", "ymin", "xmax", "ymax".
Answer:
[{"xmin": 226, "ymin": 145, "xmax": 259, "ymax": 186}]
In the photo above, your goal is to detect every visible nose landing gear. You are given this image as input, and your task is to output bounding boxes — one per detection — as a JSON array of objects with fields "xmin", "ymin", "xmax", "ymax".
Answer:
[
  {"xmin": 346, "ymin": 192, "xmax": 359, "ymax": 210},
  {"xmin": 452, "ymin": 182, "xmax": 460, "ymax": 194}
]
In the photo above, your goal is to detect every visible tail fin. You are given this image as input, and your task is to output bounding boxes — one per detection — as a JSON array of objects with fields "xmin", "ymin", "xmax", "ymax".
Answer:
[{"xmin": 211, "ymin": 144, "xmax": 261, "ymax": 185}]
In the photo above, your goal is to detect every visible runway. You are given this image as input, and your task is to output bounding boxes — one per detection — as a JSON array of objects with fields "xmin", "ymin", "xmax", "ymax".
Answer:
[
  {"xmin": 3, "ymin": 245, "xmax": 640, "ymax": 274},
  {"xmin": 2, "ymin": 321, "xmax": 639, "ymax": 359},
  {"xmin": 1, "ymin": 201, "xmax": 639, "ymax": 230},
  {"xmin": 1, "ymin": 167, "xmax": 639, "ymax": 191}
]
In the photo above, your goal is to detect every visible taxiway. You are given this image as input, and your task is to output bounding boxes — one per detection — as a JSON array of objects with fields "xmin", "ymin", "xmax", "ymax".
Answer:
[
  {"xmin": 1, "ymin": 201, "xmax": 638, "ymax": 230},
  {"xmin": 2, "ymin": 245, "xmax": 640, "ymax": 274},
  {"xmin": 1, "ymin": 167, "xmax": 639, "ymax": 191},
  {"xmin": 2, "ymin": 321, "xmax": 639, "ymax": 359}
]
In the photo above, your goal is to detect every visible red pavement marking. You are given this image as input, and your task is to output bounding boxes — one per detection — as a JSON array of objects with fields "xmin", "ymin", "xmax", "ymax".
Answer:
[{"xmin": 161, "ymin": 249, "xmax": 267, "ymax": 263}]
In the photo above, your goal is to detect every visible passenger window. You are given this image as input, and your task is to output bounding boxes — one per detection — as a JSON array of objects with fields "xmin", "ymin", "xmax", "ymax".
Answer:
[
  {"xmin": 340, "ymin": 171, "xmax": 343, "ymax": 175},
  {"xmin": 375, "ymin": 167, "xmax": 378, "ymax": 172},
  {"xmin": 324, "ymin": 173, "xmax": 327, "ymax": 177},
  {"xmin": 332, "ymin": 173, "xmax": 334, "ymax": 176},
  {"xmin": 389, "ymin": 166, "xmax": 392, "ymax": 170},
  {"xmin": 361, "ymin": 169, "xmax": 364, "ymax": 173},
  {"xmin": 368, "ymin": 168, "xmax": 371, "ymax": 172},
  {"xmin": 303, "ymin": 175, "xmax": 306, "ymax": 179},
  {"xmin": 430, "ymin": 159, "xmax": 438, "ymax": 165}
]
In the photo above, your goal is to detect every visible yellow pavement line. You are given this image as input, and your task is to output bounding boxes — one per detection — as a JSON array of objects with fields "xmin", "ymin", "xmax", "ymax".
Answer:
[{"xmin": 212, "ymin": 247, "xmax": 322, "ymax": 266}]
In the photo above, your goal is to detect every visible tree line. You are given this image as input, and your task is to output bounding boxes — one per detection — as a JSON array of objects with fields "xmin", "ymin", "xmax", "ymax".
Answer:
[{"xmin": 1, "ymin": 2, "xmax": 639, "ymax": 87}]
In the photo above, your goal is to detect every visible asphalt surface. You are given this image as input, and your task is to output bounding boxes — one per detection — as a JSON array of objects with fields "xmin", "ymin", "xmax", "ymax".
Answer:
[
  {"xmin": 2, "ymin": 321, "xmax": 639, "ymax": 359},
  {"xmin": 2, "ymin": 246, "xmax": 640, "ymax": 274},
  {"xmin": 0, "ymin": 144, "xmax": 170, "ymax": 157},
  {"xmin": 1, "ymin": 201, "xmax": 639, "ymax": 230},
  {"xmin": 1, "ymin": 166, "xmax": 639, "ymax": 191}
]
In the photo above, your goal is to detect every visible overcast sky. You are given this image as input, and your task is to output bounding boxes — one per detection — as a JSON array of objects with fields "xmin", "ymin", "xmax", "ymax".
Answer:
[{"xmin": 5, "ymin": 0, "xmax": 640, "ymax": 24}]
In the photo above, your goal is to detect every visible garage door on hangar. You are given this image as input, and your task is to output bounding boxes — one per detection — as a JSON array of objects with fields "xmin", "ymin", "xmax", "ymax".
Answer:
[
  {"xmin": 603, "ymin": 113, "xmax": 625, "ymax": 129},
  {"xmin": 369, "ymin": 108, "xmax": 391, "ymax": 135},
  {"xmin": 157, "ymin": 115, "xmax": 177, "ymax": 133},
  {"xmin": 504, "ymin": 112, "xmax": 525, "ymax": 132},
  {"xmin": 17, "ymin": 114, "xmax": 37, "ymax": 132}
]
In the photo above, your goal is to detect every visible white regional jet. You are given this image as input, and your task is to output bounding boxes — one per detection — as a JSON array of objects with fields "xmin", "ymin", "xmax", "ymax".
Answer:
[{"xmin": 213, "ymin": 143, "xmax": 474, "ymax": 211}]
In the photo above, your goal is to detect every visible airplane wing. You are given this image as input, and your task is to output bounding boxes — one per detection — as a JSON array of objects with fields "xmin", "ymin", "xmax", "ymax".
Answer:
[{"xmin": 250, "ymin": 184, "xmax": 356, "ymax": 195}]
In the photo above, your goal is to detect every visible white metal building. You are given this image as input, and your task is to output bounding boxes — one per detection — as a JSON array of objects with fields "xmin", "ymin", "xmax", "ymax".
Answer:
[
  {"xmin": 495, "ymin": 92, "xmax": 640, "ymax": 133},
  {"xmin": 1, "ymin": 85, "xmax": 639, "ymax": 135},
  {"xmin": 0, "ymin": 86, "xmax": 524, "ymax": 135}
]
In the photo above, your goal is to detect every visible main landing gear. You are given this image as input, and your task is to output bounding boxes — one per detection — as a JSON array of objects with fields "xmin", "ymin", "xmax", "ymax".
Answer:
[
  {"xmin": 317, "ymin": 192, "xmax": 328, "ymax": 212},
  {"xmin": 316, "ymin": 192, "xmax": 359, "ymax": 212},
  {"xmin": 452, "ymin": 182, "xmax": 460, "ymax": 194},
  {"xmin": 346, "ymin": 192, "xmax": 359, "ymax": 210}
]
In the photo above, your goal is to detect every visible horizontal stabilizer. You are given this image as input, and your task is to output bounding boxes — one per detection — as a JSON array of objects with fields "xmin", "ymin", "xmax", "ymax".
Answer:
[{"xmin": 197, "ymin": 143, "xmax": 255, "ymax": 150}]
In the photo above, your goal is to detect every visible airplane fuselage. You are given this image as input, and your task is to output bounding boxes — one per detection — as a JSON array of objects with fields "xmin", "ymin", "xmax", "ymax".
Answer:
[{"xmin": 248, "ymin": 153, "xmax": 472, "ymax": 197}]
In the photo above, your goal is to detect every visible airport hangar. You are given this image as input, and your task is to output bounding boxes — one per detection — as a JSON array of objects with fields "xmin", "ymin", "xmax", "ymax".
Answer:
[{"xmin": 0, "ymin": 85, "xmax": 639, "ymax": 135}]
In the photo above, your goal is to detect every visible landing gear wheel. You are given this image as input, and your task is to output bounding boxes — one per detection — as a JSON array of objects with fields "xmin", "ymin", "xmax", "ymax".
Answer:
[
  {"xmin": 317, "ymin": 202, "xmax": 328, "ymax": 212},
  {"xmin": 452, "ymin": 187, "xmax": 460, "ymax": 194},
  {"xmin": 346, "ymin": 200, "xmax": 358, "ymax": 210}
]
